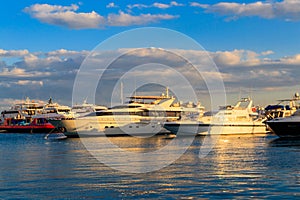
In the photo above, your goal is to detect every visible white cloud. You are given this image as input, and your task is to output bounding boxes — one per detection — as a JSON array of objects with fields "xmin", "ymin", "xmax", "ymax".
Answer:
[
  {"xmin": 0, "ymin": 67, "xmax": 50, "ymax": 77},
  {"xmin": 106, "ymin": 2, "xmax": 118, "ymax": 8},
  {"xmin": 128, "ymin": 1, "xmax": 184, "ymax": 10},
  {"xmin": 24, "ymin": 4, "xmax": 105, "ymax": 29},
  {"xmin": 189, "ymin": 2, "xmax": 209, "ymax": 9},
  {"xmin": 213, "ymin": 50, "xmax": 242, "ymax": 66},
  {"xmin": 261, "ymin": 50, "xmax": 274, "ymax": 56},
  {"xmin": 153, "ymin": 2, "xmax": 171, "ymax": 9},
  {"xmin": 16, "ymin": 80, "xmax": 43, "ymax": 86},
  {"xmin": 209, "ymin": 49, "xmax": 276, "ymax": 67},
  {"xmin": 0, "ymin": 49, "xmax": 29, "ymax": 57},
  {"xmin": 193, "ymin": 0, "xmax": 300, "ymax": 21},
  {"xmin": 46, "ymin": 49, "xmax": 89, "ymax": 57},
  {"xmin": 107, "ymin": 11, "xmax": 178, "ymax": 26},
  {"xmin": 2, "ymin": 47, "xmax": 300, "ymax": 106},
  {"xmin": 127, "ymin": 4, "xmax": 148, "ymax": 9},
  {"xmin": 24, "ymin": 54, "xmax": 39, "ymax": 63},
  {"xmin": 24, "ymin": 3, "xmax": 178, "ymax": 29},
  {"xmin": 280, "ymin": 54, "xmax": 300, "ymax": 64},
  {"xmin": 170, "ymin": 1, "xmax": 184, "ymax": 7}
]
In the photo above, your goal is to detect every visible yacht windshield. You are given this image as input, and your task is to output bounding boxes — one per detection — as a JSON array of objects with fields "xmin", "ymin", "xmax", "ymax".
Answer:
[{"xmin": 111, "ymin": 105, "xmax": 142, "ymax": 109}]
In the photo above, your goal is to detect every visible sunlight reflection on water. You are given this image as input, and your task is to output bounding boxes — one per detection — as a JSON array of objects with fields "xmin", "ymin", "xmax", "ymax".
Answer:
[{"xmin": 0, "ymin": 133, "xmax": 299, "ymax": 198}]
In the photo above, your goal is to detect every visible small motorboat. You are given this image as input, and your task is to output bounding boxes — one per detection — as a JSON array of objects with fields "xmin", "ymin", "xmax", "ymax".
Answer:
[{"xmin": 44, "ymin": 132, "xmax": 67, "ymax": 140}]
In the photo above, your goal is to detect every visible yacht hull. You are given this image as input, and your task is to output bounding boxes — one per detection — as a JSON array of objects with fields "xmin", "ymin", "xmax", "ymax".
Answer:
[
  {"xmin": 267, "ymin": 121, "xmax": 300, "ymax": 138},
  {"xmin": 0, "ymin": 125, "xmax": 56, "ymax": 133},
  {"xmin": 164, "ymin": 122, "xmax": 267, "ymax": 135},
  {"xmin": 49, "ymin": 118, "xmax": 170, "ymax": 137},
  {"xmin": 209, "ymin": 124, "xmax": 267, "ymax": 135},
  {"xmin": 164, "ymin": 122, "xmax": 209, "ymax": 136}
]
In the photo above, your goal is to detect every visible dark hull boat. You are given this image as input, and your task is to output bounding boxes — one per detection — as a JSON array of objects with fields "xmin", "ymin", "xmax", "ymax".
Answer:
[
  {"xmin": 267, "ymin": 110, "xmax": 300, "ymax": 138},
  {"xmin": 0, "ymin": 117, "xmax": 57, "ymax": 133}
]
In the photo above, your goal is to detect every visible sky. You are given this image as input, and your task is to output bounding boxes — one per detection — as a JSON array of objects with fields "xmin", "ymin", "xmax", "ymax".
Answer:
[{"xmin": 1, "ymin": 0, "xmax": 300, "ymax": 109}]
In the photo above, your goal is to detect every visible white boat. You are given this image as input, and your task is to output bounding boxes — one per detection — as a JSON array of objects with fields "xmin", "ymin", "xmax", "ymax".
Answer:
[
  {"xmin": 267, "ymin": 110, "xmax": 300, "ymax": 138},
  {"xmin": 72, "ymin": 99, "xmax": 107, "ymax": 117},
  {"xmin": 103, "ymin": 101, "xmax": 203, "ymax": 137},
  {"xmin": 50, "ymin": 90, "xmax": 203, "ymax": 137},
  {"xmin": 164, "ymin": 98, "xmax": 268, "ymax": 136},
  {"xmin": 35, "ymin": 98, "xmax": 75, "ymax": 120},
  {"xmin": 44, "ymin": 132, "xmax": 67, "ymax": 140},
  {"xmin": 264, "ymin": 92, "xmax": 300, "ymax": 119},
  {"xmin": 0, "ymin": 97, "xmax": 44, "ymax": 123},
  {"xmin": 163, "ymin": 121, "xmax": 210, "ymax": 136}
]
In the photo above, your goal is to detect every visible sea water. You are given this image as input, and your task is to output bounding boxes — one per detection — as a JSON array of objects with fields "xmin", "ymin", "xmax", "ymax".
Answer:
[{"xmin": 0, "ymin": 133, "xmax": 299, "ymax": 199}]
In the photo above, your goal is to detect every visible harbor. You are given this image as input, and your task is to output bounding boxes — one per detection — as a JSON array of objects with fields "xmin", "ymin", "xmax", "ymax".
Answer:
[
  {"xmin": 1, "ymin": 90, "xmax": 300, "ymax": 138},
  {"xmin": 2, "ymin": 0, "xmax": 300, "ymax": 198}
]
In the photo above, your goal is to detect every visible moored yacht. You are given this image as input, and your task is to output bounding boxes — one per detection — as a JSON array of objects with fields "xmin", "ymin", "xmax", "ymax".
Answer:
[
  {"xmin": 164, "ymin": 98, "xmax": 268, "ymax": 136},
  {"xmin": 264, "ymin": 92, "xmax": 300, "ymax": 120},
  {"xmin": 0, "ymin": 97, "xmax": 44, "ymax": 123},
  {"xmin": 50, "ymin": 95, "xmax": 174, "ymax": 137},
  {"xmin": 34, "ymin": 98, "xmax": 75, "ymax": 120},
  {"xmin": 72, "ymin": 99, "xmax": 107, "ymax": 117},
  {"xmin": 0, "ymin": 116, "xmax": 56, "ymax": 133},
  {"xmin": 103, "ymin": 100, "xmax": 204, "ymax": 137},
  {"xmin": 50, "ymin": 90, "xmax": 203, "ymax": 137},
  {"xmin": 267, "ymin": 109, "xmax": 300, "ymax": 138}
]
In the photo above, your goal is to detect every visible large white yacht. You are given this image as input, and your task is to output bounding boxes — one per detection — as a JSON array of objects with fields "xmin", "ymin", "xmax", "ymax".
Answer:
[
  {"xmin": 164, "ymin": 98, "xmax": 268, "ymax": 136},
  {"xmin": 50, "ymin": 91, "xmax": 203, "ymax": 137},
  {"xmin": 103, "ymin": 100, "xmax": 204, "ymax": 137}
]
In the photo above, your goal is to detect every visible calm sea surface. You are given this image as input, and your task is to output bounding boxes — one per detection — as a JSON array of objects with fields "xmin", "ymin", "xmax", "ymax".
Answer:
[{"xmin": 0, "ymin": 133, "xmax": 299, "ymax": 199}]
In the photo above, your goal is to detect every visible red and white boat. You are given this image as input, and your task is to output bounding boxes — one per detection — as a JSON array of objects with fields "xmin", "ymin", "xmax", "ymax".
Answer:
[{"xmin": 0, "ymin": 117, "xmax": 56, "ymax": 133}]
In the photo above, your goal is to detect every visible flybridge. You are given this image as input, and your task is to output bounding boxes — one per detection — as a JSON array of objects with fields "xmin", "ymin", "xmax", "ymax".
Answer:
[
  {"xmin": 128, "ymin": 87, "xmax": 172, "ymax": 100},
  {"xmin": 128, "ymin": 95, "xmax": 173, "ymax": 100}
]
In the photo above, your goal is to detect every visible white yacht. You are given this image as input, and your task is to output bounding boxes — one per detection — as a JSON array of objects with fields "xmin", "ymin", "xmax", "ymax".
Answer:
[
  {"xmin": 163, "ymin": 112, "xmax": 211, "ymax": 136},
  {"xmin": 164, "ymin": 98, "xmax": 268, "ymax": 136},
  {"xmin": 72, "ymin": 100, "xmax": 107, "ymax": 117},
  {"xmin": 103, "ymin": 100, "xmax": 204, "ymax": 137},
  {"xmin": 264, "ymin": 92, "xmax": 300, "ymax": 119},
  {"xmin": 50, "ymin": 91, "xmax": 203, "ymax": 137},
  {"xmin": 0, "ymin": 97, "xmax": 44, "ymax": 123},
  {"xmin": 35, "ymin": 98, "xmax": 75, "ymax": 120}
]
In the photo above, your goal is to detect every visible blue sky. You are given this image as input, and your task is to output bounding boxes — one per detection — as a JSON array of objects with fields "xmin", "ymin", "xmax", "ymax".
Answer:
[{"xmin": 1, "ymin": 0, "xmax": 300, "ymax": 108}]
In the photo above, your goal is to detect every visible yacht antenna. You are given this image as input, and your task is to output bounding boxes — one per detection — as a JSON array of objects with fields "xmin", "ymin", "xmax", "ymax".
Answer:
[
  {"xmin": 166, "ymin": 87, "xmax": 169, "ymax": 98},
  {"xmin": 120, "ymin": 81, "xmax": 124, "ymax": 104}
]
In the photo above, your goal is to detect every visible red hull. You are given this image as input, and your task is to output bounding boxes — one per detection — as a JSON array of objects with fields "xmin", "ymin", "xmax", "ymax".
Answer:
[
  {"xmin": 0, "ymin": 123, "xmax": 56, "ymax": 133},
  {"xmin": 0, "ymin": 117, "xmax": 56, "ymax": 133}
]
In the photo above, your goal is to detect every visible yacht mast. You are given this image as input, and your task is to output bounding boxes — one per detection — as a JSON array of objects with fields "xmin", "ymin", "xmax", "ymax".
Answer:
[{"xmin": 120, "ymin": 81, "xmax": 124, "ymax": 104}]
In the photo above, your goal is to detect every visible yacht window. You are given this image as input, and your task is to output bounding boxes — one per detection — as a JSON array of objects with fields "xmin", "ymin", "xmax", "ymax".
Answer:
[
  {"xmin": 111, "ymin": 105, "xmax": 142, "ymax": 109},
  {"xmin": 95, "ymin": 111, "xmax": 143, "ymax": 116},
  {"xmin": 166, "ymin": 111, "xmax": 180, "ymax": 117},
  {"xmin": 236, "ymin": 116, "xmax": 247, "ymax": 119}
]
